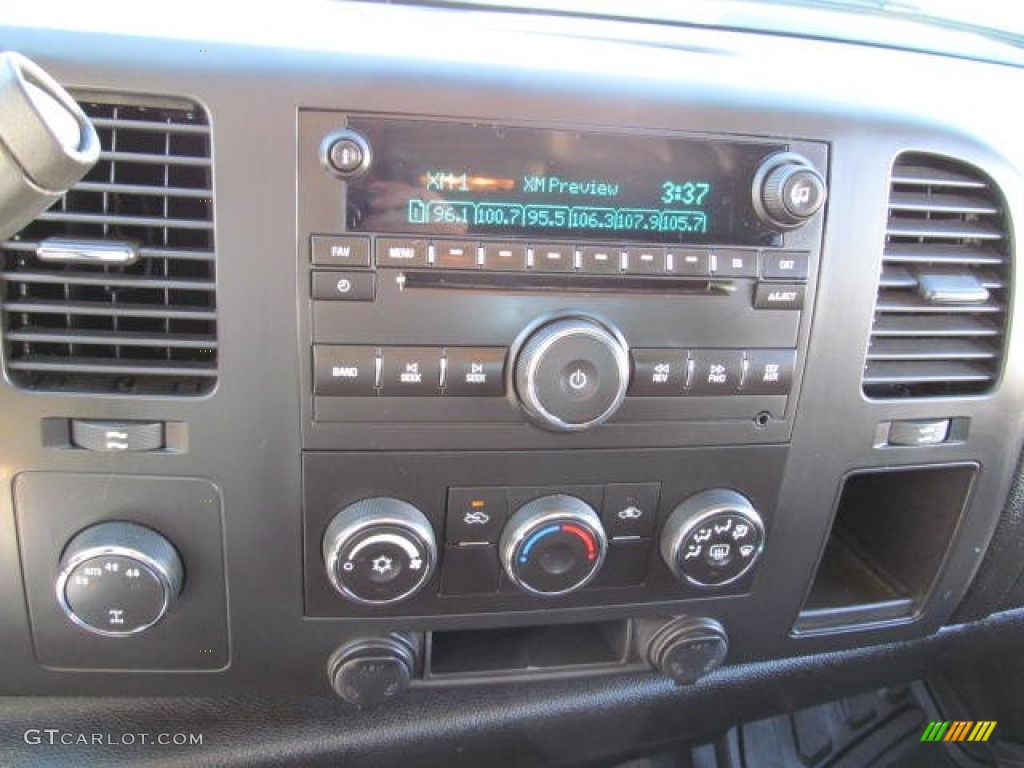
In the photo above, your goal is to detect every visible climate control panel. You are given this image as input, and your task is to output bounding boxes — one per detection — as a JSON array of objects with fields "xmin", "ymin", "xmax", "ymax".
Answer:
[{"xmin": 304, "ymin": 448, "xmax": 782, "ymax": 617}]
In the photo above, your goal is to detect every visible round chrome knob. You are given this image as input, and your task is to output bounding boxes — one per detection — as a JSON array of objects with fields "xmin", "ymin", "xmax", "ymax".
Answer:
[
  {"xmin": 660, "ymin": 489, "xmax": 765, "ymax": 587},
  {"xmin": 753, "ymin": 152, "xmax": 827, "ymax": 229},
  {"xmin": 500, "ymin": 494, "xmax": 608, "ymax": 596},
  {"xmin": 513, "ymin": 315, "xmax": 630, "ymax": 432},
  {"xmin": 322, "ymin": 498, "xmax": 437, "ymax": 606},
  {"xmin": 56, "ymin": 521, "xmax": 184, "ymax": 637}
]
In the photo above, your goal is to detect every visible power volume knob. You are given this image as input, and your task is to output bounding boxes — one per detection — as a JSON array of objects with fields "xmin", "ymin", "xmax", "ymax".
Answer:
[
  {"xmin": 56, "ymin": 521, "xmax": 184, "ymax": 637},
  {"xmin": 514, "ymin": 315, "xmax": 630, "ymax": 432},
  {"xmin": 323, "ymin": 498, "xmax": 437, "ymax": 606},
  {"xmin": 754, "ymin": 152, "xmax": 827, "ymax": 229}
]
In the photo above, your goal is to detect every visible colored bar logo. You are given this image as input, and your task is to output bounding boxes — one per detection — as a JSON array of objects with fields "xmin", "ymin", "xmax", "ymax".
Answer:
[{"xmin": 921, "ymin": 721, "xmax": 997, "ymax": 742}]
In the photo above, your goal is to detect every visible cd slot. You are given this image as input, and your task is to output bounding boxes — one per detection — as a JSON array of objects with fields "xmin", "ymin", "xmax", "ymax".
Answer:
[{"xmin": 400, "ymin": 270, "xmax": 735, "ymax": 295}]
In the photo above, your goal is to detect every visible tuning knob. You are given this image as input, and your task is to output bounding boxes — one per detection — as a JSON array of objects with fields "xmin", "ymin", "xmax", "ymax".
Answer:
[
  {"xmin": 500, "ymin": 495, "xmax": 608, "ymax": 596},
  {"xmin": 56, "ymin": 521, "xmax": 184, "ymax": 637},
  {"xmin": 660, "ymin": 489, "xmax": 765, "ymax": 587},
  {"xmin": 323, "ymin": 498, "xmax": 437, "ymax": 606},
  {"xmin": 513, "ymin": 315, "xmax": 630, "ymax": 432},
  {"xmin": 753, "ymin": 152, "xmax": 827, "ymax": 229}
]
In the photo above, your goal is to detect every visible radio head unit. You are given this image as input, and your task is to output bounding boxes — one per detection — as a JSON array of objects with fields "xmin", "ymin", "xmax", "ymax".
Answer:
[{"xmin": 297, "ymin": 111, "xmax": 828, "ymax": 451}]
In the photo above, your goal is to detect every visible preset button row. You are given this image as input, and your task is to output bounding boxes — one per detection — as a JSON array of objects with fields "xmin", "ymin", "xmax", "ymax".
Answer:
[{"xmin": 312, "ymin": 234, "xmax": 809, "ymax": 281}]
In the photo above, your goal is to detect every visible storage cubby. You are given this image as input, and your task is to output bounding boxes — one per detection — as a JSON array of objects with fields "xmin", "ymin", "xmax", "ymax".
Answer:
[{"xmin": 794, "ymin": 464, "xmax": 977, "ymax": 633}]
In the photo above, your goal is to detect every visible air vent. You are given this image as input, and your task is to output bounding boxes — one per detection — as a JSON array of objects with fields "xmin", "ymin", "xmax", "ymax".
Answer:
[
  {"xmin": 0, "ymin": 95, "xmax": 216, "ymax": 395},
  {"xmin": 863, "ymin": 153, "xmax": 1011, "ymax": 398}
]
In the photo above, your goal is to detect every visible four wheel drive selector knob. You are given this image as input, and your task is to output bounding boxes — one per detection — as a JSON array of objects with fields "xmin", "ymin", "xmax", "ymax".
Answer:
[
  {"xmin": 513, "ymin": 315, "xmax": 630, "ymax": 432},
  {"xmin": 56, "ymin": 521, "xmax": 185, "ymax": 637},
  {"xmin": 500, "ymin": 495, "xmax": 608, "ymax": 596},
  {"xmin": 322, "ymin": 498, "xmax": 438, "ymax": 606}
]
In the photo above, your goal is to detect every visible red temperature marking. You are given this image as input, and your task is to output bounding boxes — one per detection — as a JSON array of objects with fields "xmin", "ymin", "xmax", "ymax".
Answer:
[{"xmin": 561, "ymin": 524, "xmax": 597, "ymax": 560}]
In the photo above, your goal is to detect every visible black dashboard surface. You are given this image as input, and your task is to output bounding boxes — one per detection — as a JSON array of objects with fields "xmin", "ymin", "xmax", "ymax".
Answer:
[{"xmin": 0, "ymin": 2, "xmax": 1022, "ymax": 766}]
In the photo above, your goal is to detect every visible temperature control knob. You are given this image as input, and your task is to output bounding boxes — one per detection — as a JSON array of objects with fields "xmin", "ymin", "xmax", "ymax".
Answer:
[
  {"xmin": 514, "ymin": 315, "xmax": 630, "ymax": 432},
  {"xmin": 323, "ymin": 498, "xmax": 437, "ymax": 606},
  {"xmin": 56, "ymin": 521, "xmax": 184, "ymax": 637},
  {"xmin": 500, "ymin": 495, "xmax": 607, "ymax": 596},
  {"xmin": 661, "ymin": 489, "xmax": 765, "ymax": 587},
  {"xmin": 753, "ymin": 152, "xmax": 827, "ymax": 229}
]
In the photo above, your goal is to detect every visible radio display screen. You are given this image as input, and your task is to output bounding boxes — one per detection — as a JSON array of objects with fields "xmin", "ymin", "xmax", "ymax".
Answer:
[{"xmin": 344, "ymin": 118, "xmax": 785, "ymax": 246}]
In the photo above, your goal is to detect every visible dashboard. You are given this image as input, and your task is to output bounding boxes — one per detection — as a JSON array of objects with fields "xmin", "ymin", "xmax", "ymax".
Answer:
[{"xmin": 0, "ymin": 2, "xmax": 1023, "ymax": 765}]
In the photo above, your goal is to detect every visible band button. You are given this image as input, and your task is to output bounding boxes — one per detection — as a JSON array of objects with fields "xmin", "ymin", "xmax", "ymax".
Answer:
[{"xmin": 313, "ymin": 346, "xmax": 378, "ymax": 396}]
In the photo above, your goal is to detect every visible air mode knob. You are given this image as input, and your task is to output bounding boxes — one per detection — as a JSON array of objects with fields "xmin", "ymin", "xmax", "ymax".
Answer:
[
  {"xmin": 513, "ymin": 315, "xmax": 630, "ymax": 432},
  {"xmin": 323, "ymin": 498, "xmax": 437, "ymax": 606},
  {"xmin": 753, "ymin": 152, "xmax": 827, "ymax": 229},
  {"xmin": 56, "ymin": 521, "xmax": 184, "ymax": 637},
  {"xmin": 661, "ymin": 489, "xmax": 765, "ymax": 587},
  {"xmin": 500, "ymin": 495, "xmax": 608, "ymax": 596}
]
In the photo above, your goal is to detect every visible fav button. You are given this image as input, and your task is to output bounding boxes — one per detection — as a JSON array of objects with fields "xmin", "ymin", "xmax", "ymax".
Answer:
[
  {"xmin": 380, "ymin": 347, "xmax": 443, "ymax": 396},
  {"xmin": 311, "ymin": 235, "xmax": 371, "ymax": 267},
  {"xmin": 445, "ymin": 347, "xmax": 506, "ymax": 397},
  {"xmin": 688, "ymin": 350, "xmax": 744, "ymax": 395}
]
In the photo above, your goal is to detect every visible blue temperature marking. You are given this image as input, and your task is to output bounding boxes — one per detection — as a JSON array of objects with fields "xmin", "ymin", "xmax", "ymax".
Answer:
[{"xmin": 519, "ymin": 525, "xmax": 561, "ymax": 564}]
